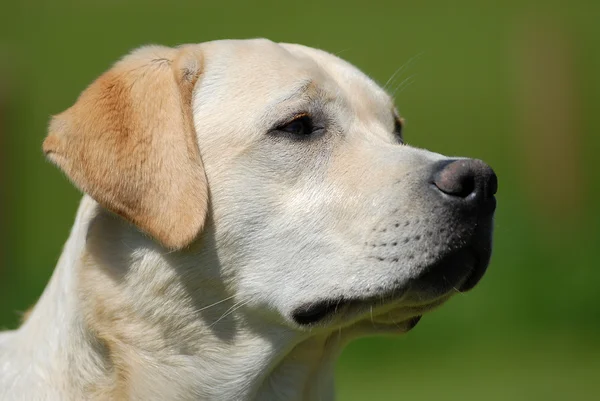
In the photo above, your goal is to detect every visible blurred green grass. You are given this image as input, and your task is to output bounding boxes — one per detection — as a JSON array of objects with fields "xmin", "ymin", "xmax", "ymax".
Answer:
[{"xmin": 1, "ymin": 1, "xmax": 599, "ymax": 399}]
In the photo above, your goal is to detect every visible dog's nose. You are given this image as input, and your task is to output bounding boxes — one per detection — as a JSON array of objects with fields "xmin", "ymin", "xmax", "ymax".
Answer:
[{"xmin": 431, "ymin": 159, "xmax": 497, "ymax": 211}]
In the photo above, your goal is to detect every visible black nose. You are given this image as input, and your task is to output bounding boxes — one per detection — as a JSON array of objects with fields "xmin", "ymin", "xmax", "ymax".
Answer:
[{"xmin": 431, "ymin": 159, "xmax": 497, "ymax": 210}]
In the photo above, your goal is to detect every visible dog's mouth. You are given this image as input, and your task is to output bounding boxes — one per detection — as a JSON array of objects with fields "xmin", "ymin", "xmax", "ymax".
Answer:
[
  {"xmin": 290, "ymin": 292, "xmax": 447, "ymax": 331},
  {"xmin": 290, "ymin": 296, "xmax": 435, "ymax": 333},
  {"xmin": 291, "ymin": 298, "xmax": 431, "ymax": 332},
  {"xmin": 291, "ymin": 246, "xmax": 488, "ymax": 329}
]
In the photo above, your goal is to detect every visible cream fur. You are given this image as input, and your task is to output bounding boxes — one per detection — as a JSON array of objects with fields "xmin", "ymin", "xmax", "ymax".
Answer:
[{"xmin": 0, "ymin": 39, "xmax": 493, "ymax": 400}]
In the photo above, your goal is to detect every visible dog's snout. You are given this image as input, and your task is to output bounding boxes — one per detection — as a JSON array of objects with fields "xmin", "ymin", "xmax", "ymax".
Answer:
[{"xmin": 431, "ymin": 159, "xmax": 497, "ymax": 209}]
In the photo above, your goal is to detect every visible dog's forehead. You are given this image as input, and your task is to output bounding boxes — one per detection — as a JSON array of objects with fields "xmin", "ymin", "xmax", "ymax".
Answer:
[
  {"xmin": 280, "ymin": 42, "xmax": 396, "ymax": 123},
  {"xmin": 199, "ymin": 39, "xmax": 395, "ymax": 118},
  {"xmin": 279, "ymin": 43, "xmax": 391, "ymax": 100}
]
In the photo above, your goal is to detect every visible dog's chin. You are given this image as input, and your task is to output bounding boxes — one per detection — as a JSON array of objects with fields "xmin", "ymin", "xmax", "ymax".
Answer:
[
  {"xmin": 351, "ymin": 315, "xmax": 424, "ymax": 335},
  {"xmin": 290, "ymin": 245, "xmax": 490, "ymax": 332},
  {"xmin": 345, "ymin": 290, "xmax": 455, "ymax": 335},
  {"xmin": 359, "ymin": 293, "xmax": 453, "ymax": 334},
  {"xmin": 290, "ymin": 286, "xmax": 454, "ymax": 333},
  {"xmin": 290, "ymin": 293, "xmax": 449, "ymax": 336}
]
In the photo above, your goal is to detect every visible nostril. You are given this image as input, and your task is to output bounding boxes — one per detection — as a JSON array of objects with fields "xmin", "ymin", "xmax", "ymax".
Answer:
[
  {"xmin": 432, "ymin": 159, "xmax": 478, "ymax": 199},
  {"xmin": 431, "ymin": 159, "xmax": 497, "ymax": 204},
  {"xmin": 435, "ymin": 171, "xmax": 476, "ymax": 198}
]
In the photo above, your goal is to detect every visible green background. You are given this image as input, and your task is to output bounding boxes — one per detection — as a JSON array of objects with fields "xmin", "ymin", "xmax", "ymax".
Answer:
[{"xmin": 1, "ymin": 1, "xmax": 599, "ymax": 400}]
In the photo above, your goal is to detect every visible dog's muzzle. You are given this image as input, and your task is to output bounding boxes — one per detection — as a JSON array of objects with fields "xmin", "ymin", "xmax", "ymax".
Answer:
[
  {"xmin": 291, "ymin": 158, "xmax": 497, "ymax": 328},
  {"xmin": 425, "ymin": 158, "xmax": 497, "ymax": 292}
]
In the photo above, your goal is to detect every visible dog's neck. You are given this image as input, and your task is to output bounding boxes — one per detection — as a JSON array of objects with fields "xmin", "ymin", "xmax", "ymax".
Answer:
[{"xmin": 1, "ymin": 196, "xmax": 347, "ymax": 401}]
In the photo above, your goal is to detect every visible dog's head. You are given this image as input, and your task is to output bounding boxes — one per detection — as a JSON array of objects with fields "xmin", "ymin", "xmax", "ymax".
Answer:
[{"xmin": 44, "ymin": 39, "xmax": 496, "ymax": 336}]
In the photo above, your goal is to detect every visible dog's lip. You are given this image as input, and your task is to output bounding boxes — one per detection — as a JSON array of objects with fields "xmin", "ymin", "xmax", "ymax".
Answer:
[
  {"xmin": 456, "ymin": 245, "xmax": 491, "ymax": 292},
  {"xmin": 407, "ymin": 315, "xmax": 422, "ymax": 329},
  {"xmin": 362, "ymin": 315, "xmax": 423, "ymax": 333},
  {"xmin": 291, "ymin": 287, "xmax": 449, "ymax": 328},
  {"xmin": 408, "ymin": 242, "xmax": 492, "ymax": 296},
  {"xmin": 368, "ymin": 295, "xmax": 450, "ymax": 327},
  {"xmin": 291, "ymin": 243, "xmax": 491, "ymax": 328}
]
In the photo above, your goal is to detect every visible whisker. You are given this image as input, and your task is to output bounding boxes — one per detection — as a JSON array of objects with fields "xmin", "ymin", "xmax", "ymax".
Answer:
[
  {"xmin": 392, "ymin": 317, "xmax": 405, "ymax": 331},
  {"xmin": 333, "ymin": 48, "xmax": 352, "ymax": 57},
  {"xmin": 334, "ymin": 298, "xmax": 342, "ymax": 314},
  {"xmin": 197, "ymin": 294, "xmax": 237, "ymax": 312},
  {"xmin": 208, "ymin": 299, "xmax": 250, "ymax": 329},
  {"xmin": 384, "ymin": 65, "xmax": 407, "ymax": 91},
  {"xmin": 383, "ymin": 52, "xmax": 424, "ymax": 91},
  {"xmin": 392, "ymin": 75, "xmax": 416, "ymax": 96}
]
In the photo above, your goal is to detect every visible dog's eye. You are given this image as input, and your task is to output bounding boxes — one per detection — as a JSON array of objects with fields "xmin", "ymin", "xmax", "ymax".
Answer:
[
  {"xmin": 277, "ymin": 115, "xmax": 315, "ymax": 138},
  {"xmin": 394, "ymin": 117, "xmax": 404, "ymax": 143}
]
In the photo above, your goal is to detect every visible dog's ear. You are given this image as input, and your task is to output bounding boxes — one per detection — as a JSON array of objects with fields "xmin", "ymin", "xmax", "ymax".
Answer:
[{"xmin": 43, "ymin": 45, "xmax": 208, "ymax": 249}]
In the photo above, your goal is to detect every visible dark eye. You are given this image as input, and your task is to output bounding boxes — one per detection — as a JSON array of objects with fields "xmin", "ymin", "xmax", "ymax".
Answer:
[
  {"xmin": 277, "ymin": 115, "xmax": 315, "ymax": 138},
  {"xmin": 394, "ymin": 117, "xmax": 404, "ymax": 143}
]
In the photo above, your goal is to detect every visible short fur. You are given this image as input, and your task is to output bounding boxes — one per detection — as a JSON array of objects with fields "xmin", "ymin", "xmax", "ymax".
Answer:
[{"xmin": 0, "ymin": 39, "xmax": 495, "ymax": 401}]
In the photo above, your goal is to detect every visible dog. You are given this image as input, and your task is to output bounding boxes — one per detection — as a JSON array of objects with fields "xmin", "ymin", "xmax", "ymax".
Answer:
[{"xmin": 0, "ymin": 39, "xmax": 497, "ymax": 400}]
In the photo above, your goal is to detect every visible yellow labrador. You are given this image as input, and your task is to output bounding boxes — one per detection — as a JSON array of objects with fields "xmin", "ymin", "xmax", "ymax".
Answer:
[{"xmin": 0, "ymin": 39, "xmax": 497, "ymax": 400}]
